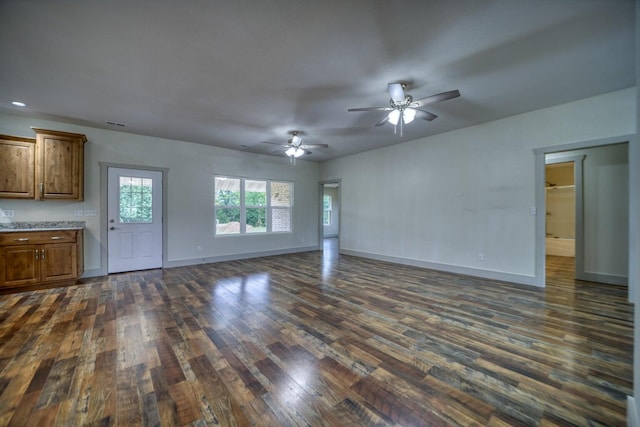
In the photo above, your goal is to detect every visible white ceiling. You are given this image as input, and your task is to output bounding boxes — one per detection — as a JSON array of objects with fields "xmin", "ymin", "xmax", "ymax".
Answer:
[{"xmin": 0, "ymin": 0, "xmax": 635, "ymax": 162}]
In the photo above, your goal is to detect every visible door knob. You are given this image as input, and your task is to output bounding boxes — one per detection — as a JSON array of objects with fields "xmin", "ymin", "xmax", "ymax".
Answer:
[{"xmin": 110, "ymin": 226, "xmax": 119, "ymax": 230}]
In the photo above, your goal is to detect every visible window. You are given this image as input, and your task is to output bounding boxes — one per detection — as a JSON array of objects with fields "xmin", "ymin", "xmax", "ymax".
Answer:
[
  {"xmin": 214, "ymin": 177, "xmax": 241, "ymax": 234},
  {"xmin": 323, "ymin": 194, "xmax": 332, "ymax": 225},
  {"xmin": 271, "ymin": 181, "xmax": 292, "ymax": 232},
  {"xmin": 119, "ymin": 176, "xmax": 153, "ymax": 223},
  {"xmin": 245, "ymin": 180, "xmax": 266, "ymax": 233},
  {"xmin": 215, "ymin": 176, "xmax": 292, "ymax": 235}
]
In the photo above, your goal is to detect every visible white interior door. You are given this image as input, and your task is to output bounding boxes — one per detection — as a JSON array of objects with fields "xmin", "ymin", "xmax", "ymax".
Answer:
[{"xmin": 107, "ymin": 167, "xmax": 163, "ymax": 273}]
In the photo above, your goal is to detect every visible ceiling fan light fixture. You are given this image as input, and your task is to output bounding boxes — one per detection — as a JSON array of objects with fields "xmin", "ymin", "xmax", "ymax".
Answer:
[
  {"xmin": 388, "ymin": 109, "xmax": 401, "ymax": 125},
  {"xmin": 403, "ymin": 108, "xmax": 416, "ymax": 124},
  {"xmin": 285, "ymin": 146, "xmax": 305, "ymax": 158}
]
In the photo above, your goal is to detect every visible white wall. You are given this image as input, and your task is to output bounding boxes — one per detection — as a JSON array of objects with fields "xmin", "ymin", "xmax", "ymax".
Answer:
[
  {"xmin": 323, "ymin": 186, "xmax": 339, "ymax": 237},
  {"xmin": 320, "ymin": 88, "xmax": 636, "ymax": 286},
  {"xmin": 630, "ymin": 2, "xmax": 639, "ymax": 424},
  {"xmin": 0, "ymin": 114, "xmax": 320, "ymax": 276}
]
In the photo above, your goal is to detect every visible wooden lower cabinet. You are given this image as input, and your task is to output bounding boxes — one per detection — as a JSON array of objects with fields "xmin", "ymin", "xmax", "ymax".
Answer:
[{"xmin": 0, "ymin": 229, "xmax": 83, "ymax": 292}]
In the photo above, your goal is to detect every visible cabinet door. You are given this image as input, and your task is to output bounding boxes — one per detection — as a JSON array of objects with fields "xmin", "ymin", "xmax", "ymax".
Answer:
[
  {"xmin": 0, "ymin": 245, "xmax": 40, "ymax": 287},
  {"xmin": 41, "ymin": 243, "xmax": 77, "ymax": 282},
  {"xmin": 38, "ymin": 135, "xmax": 82, "ymax": 199},
  {"xmin": 0, "ymin": 136, "xmax": 36, "ymax": 198},
  {"xmin": 33, "ymin": 129, "xmax": 86, "ymax": 200}
]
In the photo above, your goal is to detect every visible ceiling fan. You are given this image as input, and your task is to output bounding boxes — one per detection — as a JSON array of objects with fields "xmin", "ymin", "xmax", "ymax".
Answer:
[
  {"xmin": 262, "ymin": 131, "xmax": 328, "ymax": 162},
  {"xmin": 348, "ymin": 83, "xmax": 460, "ymax": 135}
]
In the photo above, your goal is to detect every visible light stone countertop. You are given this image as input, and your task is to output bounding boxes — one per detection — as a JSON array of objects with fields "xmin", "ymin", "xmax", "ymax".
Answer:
[{"xmin": 0, "ymin": 221, "xmax": 86, "ymax": 232}]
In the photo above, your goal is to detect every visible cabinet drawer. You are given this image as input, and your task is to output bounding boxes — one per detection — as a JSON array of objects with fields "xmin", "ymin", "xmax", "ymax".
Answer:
[{"xmin": 0, "ymin": 230, "xmax": 77, "ymax": 246}]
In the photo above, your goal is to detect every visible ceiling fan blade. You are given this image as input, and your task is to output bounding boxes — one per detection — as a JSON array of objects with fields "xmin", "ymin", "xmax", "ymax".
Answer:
[
  {"xmin": 348, "ymin": 106, "xmax": 392, "ymax": 112},
  {"xmin": 414, "ymin": 109, "xmax": 437, "ymax": 121},
  {"xmin": 412, "ymin": 90, "xmax": 460, "ymax": 108},
  {"xmin": 261, "ymin": 141, "xmax": 285, "ymax": 146},
  {"xmin": 374, "ymin": 114, "xmax": 390, "ymax": 127},
  {"xmin": 388, "ymin": 83, "xmax": 405, "ymax": 103},
  {"xmin": 301, "ymin": 144, "xmax": 328, "ymax": 149}
]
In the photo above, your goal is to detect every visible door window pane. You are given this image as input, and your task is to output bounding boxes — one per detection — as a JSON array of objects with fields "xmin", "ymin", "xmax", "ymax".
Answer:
[{"xmin": 119, "ymin": 176, "xmax": 152, "ymax": 223}]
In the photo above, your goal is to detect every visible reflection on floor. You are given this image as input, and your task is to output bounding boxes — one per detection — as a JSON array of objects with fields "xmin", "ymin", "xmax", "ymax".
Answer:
[
  {"xmin": 323, "ymin": 236, "xmax": 338, "ymax": 251},
  {"xmin": 0, "ymin": 245, "xmax": 632, "ymax": 425},
  {"xmin": 322, "ymin": 237, "xmax": 339, "ymax": 280},
  {"xmin": 546, "ymin": 255, "xmax": 577, "ymax": 285}
]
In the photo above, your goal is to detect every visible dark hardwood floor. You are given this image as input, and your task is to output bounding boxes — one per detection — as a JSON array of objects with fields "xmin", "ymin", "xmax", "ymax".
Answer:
[{"xmin": 0, "ymin": 241, "xmax": 633, "ymax": 426}]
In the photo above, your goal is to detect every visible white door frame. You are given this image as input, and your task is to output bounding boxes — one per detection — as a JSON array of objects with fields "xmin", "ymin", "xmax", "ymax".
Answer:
[
  {"xmin": 533, "ymin": 135, "xmax": 635, "ymax": 289},
  {"xmin": 99, "ymin": 162, "xmax": 169, "ymax": 275}
]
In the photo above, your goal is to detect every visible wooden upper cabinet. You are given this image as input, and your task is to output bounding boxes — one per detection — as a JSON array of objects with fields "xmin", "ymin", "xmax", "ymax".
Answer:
[
  {"xmin": 32, "ymin": 128, "xmax": 87, "ymax": 201},
  {"xmin": 0, "ymin": 135, "xmax": 36, "ymax": 198}
]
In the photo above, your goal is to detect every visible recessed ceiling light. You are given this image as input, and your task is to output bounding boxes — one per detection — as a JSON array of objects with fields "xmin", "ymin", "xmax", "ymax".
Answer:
[{"xmin": 11, "ymin": 101, "xmax": 26, "ymax": 107}]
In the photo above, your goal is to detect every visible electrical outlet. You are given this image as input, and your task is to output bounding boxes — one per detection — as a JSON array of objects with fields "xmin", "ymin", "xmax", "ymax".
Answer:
[
  {"xmin": 1, "ymin": 210, "xmax": 14, "ymax": 218},
  {"xmin": 84, "ymin": 210, "xmax": 97, "ymax": 216},
  {"xmin": 530, "ymin": 207, "xmax": 537, "ymax": 215},
  {"xmin": 477, "ymin": 252, "xmax": 484, "ymax": 261},
  {"xmin": 74, "ymin": 209, "xmax": 84, "ymax": 217}
]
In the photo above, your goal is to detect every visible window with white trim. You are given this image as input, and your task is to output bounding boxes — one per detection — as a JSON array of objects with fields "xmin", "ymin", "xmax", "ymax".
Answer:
[
  {"xmin": 323, "ymin": 194, "xmax": 332, "ymax": 225},
  {"xmin": 214, "ymin": 176, "xmax": 292, "ymax": 235}
]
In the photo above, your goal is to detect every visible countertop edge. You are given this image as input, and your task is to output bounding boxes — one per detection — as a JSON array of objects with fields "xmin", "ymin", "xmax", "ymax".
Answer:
[
  {"xmin": 0, "ymin": 227, "xmax": 85, "ymax": 233},
  {"xmin": 0, "ymin": 221, "xmax": 86, "ymax": 233}
]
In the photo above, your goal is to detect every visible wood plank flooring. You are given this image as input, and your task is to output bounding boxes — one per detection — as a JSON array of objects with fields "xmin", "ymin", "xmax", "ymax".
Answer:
[{"xmin": 0, "ymin": 245, "xmax": 633, "ymax": 426}]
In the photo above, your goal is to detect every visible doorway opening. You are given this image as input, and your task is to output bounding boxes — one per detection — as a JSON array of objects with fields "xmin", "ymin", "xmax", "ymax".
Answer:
[
  {"xmin": 545, "ymin": 158, "xmax": 579, "ymax": 285},
  {"xmin": 319, "ymin": 180, "xmax": 340, "ymax": 253},
  {"xmin": 545, "ymin": 161, "xmax": 575, "ymax": 257},
  {"xmin": 536, "ymin": 141, "xmax": 629, "ymax": 287}
]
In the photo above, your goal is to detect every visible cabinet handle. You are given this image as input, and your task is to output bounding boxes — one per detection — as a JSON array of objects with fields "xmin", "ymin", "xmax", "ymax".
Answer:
[
  {"xmin": 15, "ymin": 238, "xmax": 29, "ymax": 242},
  {"xmin": 35, "ymin": 250, "xmax": 39, "ymax": 261},
  {"xmin": 41, "ymin": 249, "xmax": 45, "ymax": 260},
  {"xmin": 50, "ymin": 236, "xmax": 64, "ymax": 240}
]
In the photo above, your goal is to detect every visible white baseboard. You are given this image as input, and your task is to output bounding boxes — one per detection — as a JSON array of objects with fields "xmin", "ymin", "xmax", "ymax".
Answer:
[
  {"xmin": 81, "ymin": 268, "xmax": 106, "ymax": 278},
  {"xmin": 165, "ymin": 246, "xmax": 318, "ymax": 269},
  {"xmin": 578, "ymin": 271, "xmax": 628, "ymax": 286},
  {"xmin": 81, "ymin": 246, "xmax": 318, "ymax": 277},
  {"xmin": 629, "ymin": 396, "xmax": 638, "ymax": 427},
  {"xmin": 340, "ymin": 249, "xmax": 541, "ymax": 287}
]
